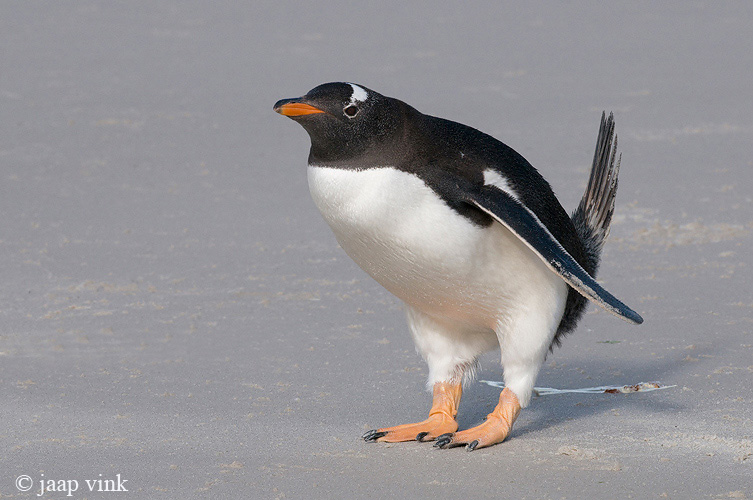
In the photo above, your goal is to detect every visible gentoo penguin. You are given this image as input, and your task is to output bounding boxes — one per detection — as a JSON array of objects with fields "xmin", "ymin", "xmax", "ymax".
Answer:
[{"xmin": 274, "ymin": 82, "xmax": 642, "ymax": 451}]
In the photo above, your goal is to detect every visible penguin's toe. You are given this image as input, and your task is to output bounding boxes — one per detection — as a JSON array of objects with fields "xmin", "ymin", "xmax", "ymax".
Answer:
[
  {"xmin": 363, "ymin": 414, "xmax": 458, "ymax": 443},
  {"xmin": 362, "ymin": 430, "xmax": 388, "ymax": 442}
]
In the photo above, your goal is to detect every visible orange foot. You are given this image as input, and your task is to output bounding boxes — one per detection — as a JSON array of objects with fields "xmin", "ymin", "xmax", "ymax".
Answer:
[
  {"xmin": 434, "ymin": 387, "xmax": 521, "ymax": 451},
  {"xmin": 363, "ymin": 382, "xmax": 462, "ymax": 443}
]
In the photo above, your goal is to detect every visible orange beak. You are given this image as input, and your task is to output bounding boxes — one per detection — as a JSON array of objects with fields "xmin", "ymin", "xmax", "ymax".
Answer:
[{"xmin": 274, "ymin": 101, "xmax": 325, "ymax": 117}]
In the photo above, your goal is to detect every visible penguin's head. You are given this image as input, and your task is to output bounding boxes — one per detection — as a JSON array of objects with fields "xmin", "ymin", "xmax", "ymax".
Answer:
[{"xmin": 274, "ymin": 82, "xmax": 403, "ymax": 163}]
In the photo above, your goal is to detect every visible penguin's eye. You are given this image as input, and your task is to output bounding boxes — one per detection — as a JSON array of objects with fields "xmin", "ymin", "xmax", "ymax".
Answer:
[{"xmin": 343, "ymin": 104, "xmax": 359, "ymax": 118}]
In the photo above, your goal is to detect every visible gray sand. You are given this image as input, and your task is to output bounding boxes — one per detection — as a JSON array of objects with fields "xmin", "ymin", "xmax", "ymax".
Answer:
[{"xmin": 1, "ymin": 2, "xmax": 751, "ymax": 498}]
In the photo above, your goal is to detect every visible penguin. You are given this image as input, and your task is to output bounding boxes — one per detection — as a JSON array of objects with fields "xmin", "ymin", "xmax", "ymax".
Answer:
[{"xmin": 274, "ymin": 82, "xmax": 642, "ymax": 451}]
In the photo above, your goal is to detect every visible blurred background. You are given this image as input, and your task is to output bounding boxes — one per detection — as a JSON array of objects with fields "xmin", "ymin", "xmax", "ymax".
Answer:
[{"xmin": 1, "ymin": 2, "xmax": 751, "ymax": 498}]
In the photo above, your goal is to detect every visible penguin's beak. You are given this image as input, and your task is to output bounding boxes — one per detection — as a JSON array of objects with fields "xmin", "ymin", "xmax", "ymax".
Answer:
[{"xmin": 274, "ymin": 98, "xmax": 325, "ymax": 117}]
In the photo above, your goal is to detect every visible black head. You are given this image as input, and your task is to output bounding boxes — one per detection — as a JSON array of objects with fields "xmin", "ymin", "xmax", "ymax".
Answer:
[{"xmin": 274, "ymin": 82, "xmax": 404, "ymax": 164}]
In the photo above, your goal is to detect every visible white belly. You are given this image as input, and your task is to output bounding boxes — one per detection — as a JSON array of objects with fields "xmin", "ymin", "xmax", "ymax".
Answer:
[{"xmin": 307, "ymin": 165, "xmax": 565, "ymax": 328}]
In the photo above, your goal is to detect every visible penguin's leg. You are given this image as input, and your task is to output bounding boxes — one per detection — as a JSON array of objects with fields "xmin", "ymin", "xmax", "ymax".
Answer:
[
  {"xmin": 434, "ymin": 386, "xmax": 521, "ymax": 451},
  {"xmin": 435, "ymin": 280, "xmax": 567, "ymax": 451},
  {"xmin": 363, "ymin": 307, "xmax": 495, "ymax": 443},
  {"xmin": 362, "ymin": 381, "xmax": 462, "ymax": 443}
]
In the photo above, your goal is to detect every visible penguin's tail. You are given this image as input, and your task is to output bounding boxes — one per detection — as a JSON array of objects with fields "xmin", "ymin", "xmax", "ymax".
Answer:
[
  {"xmin": 554, "ymin": 112, "xmax": 626, "ymax": 344},
  {"xmin": 571, "ymin": 111, "xmax": 621, "ymax": 278}
]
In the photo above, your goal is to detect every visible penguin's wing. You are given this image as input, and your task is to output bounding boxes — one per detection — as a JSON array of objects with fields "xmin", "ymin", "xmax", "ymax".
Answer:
[{"xmin": 466, "ymin": 186, "xmax": 643, "ymax": 324}]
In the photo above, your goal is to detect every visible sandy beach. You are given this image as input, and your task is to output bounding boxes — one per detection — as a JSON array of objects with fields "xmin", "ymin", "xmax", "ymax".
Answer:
[{"xmin": 1, "ymin": 2, "xmax": 751, "ymax": 498}]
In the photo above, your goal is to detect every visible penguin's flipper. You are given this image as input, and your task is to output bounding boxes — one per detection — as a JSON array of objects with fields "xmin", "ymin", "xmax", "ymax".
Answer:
[{"xmin": 467, "ymin": 186, "xmax": 643, "ymax": 324}]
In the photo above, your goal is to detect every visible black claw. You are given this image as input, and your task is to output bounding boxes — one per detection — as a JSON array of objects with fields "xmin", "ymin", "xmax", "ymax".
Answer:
[
  {"xmin": 466, "ymin": 440, "xmax": 479, "ymax": 452},
  {"xmin": 416, "ymin": 432, "xmax": 429, "ymax": 442},
  {"xmin": 362, "ymin": 430, "xmax": 387, "ymax": 442},
  {"xmin": 434, "ymin": 433, "xmax": 454, "ymax": 449},
  {"xmin": 434, "ymin": 438, "xmax": 450, "ymax": 449}
]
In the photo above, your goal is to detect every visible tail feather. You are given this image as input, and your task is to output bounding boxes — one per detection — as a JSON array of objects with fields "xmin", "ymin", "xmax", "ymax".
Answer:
[
  {"xmin": 572, "ymin": 111, "xmax": 621, "ymax": 277},
  {"xmin": 554, "ymin": 112, "xmax": 623, "ymax": 343}
]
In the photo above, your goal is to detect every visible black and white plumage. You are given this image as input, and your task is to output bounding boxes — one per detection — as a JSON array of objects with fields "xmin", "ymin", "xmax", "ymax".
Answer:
[{"xmin": 274, "ymin": 82, "xmax": 642, "ymax": 444}]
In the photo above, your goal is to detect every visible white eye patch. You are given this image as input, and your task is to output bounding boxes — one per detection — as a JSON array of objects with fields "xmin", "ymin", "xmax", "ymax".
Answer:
[{"xmin": 348, "ymin": 83, "xmax": 368, "ymax": 104}]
